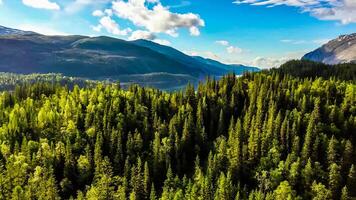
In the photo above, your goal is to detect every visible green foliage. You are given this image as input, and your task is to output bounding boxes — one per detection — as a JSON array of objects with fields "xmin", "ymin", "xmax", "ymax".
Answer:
[
  {"xmin": 274, "ymin": 60, "xmax": 356, "ymax": 81},
  {"xmin": 0, "ymin": 71, "xmax": 354, "ymax": 199}
]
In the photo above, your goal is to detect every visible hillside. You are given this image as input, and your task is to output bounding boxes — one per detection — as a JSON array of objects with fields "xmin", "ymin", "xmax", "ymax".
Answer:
[
  {"xmin": 0, "ymin": 34, "xmax": 201, "ymax": 76},
  {"xmin": 193, "ymin": 56, "xmax": 261, "ymax": 75},
  {"xmin": 0, "ymin": 26, "xmax": 259, "ymax": 89},
  {"xmin": 273, "ymin": 60, "xmax": 356, "ymax": 81},
  {"xmin": 302, "ymin": 33, "xmax": 356, "ymax": 64},
  {"xmin": 132, "ymin": 40, "xmax": 259, "ymax": 75},
  {"xmin": 0, "ymin": 25, "xmax": 35, "ymax": 35}
]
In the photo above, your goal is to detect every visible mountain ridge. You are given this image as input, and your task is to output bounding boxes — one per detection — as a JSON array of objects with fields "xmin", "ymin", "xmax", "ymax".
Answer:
[
  {"xmin": 0, "ymin": 25, "xmax": 36, "ymax": 35},
  {"xmin": 0, "ymin": 25, "xmax": 259, "ymax": 89},
  {"xmin": 302, "ymin": 33, "xmax": 356, "ymax": 64}
]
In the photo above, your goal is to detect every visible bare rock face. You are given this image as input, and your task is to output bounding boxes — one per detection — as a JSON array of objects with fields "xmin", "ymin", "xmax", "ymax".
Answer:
[{"xmin": 302, "ymin": 33, "xmax": 356, "ymax": 64}]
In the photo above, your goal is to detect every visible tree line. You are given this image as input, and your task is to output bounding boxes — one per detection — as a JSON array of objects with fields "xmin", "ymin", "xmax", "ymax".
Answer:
[{"xmin": 272, "ymin": 60, "xmax": 356, "ymax": 81}]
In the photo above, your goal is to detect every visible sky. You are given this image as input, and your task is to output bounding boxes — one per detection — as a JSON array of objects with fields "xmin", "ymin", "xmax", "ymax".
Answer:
[{"xmin": 0, "ymin": 0, "xmax": 356, "ymax": 68}]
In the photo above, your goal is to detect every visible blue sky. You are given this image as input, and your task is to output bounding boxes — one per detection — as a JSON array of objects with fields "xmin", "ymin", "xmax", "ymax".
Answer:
[{"xmin": 0, "ymin": 0, "xmax": 355, "ymax": 68}]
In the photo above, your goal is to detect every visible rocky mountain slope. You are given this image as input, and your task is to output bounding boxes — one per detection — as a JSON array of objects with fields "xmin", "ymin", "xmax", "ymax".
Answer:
[
  {"xmin": 302, "ymin": 33, "xmax": 356, "ymax": 64},
  {"xmin": 0, "ymin": 25, "xmax": 34, "ymax": 35}
]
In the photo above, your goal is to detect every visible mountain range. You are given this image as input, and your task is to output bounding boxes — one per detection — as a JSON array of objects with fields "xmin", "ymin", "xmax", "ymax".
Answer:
[
  {"xmin": 0, "ymin": 25, "xmax": 259, "ymax": 90},
  {"xmin": 302, "ymin": 33, "xmax": 356, "ymax": 64}
]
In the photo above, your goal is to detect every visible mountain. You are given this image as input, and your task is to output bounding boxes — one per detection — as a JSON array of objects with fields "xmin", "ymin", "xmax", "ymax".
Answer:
[
  {"xmin": 0, "ymin": 25, "xmax": 259, "ymax": 89},
  {"xmin": 193, "ymin": 56, "xmax": 260, "ymax": 75},
  {"xmin": 0, "ymin": 25, "xmax": 35, "ymax": 35},
  {"xmin": 132, "ymin": 39, "xmax": 259, "ymax": 76},
  {"xmin": 132, "ymin": 39, "xmax": 206, "ymax": 71},
  {"xmin": 132, "ymin": 39, "xmax": 230, "ymax": 75},
  {"xmin": 302, "ymin": 33, "xmax": 356, "ymax": 64}
]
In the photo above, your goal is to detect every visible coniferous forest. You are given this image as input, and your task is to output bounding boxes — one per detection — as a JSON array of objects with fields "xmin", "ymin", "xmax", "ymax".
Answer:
[{"xmin": 0, "ymin": 63, "xmax": 355, "ymax": 200}]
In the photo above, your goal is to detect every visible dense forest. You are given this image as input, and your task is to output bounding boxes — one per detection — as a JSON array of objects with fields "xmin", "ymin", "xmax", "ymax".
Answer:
[
  {"xmin": 0, "ymin": 73, "xmax": 97, "ymax": 91},
  {"xmin": 0, "ymin": 66, "xmax": 355, "ymax": 199},
  {"xmin": 274, "ymin": 60, "xmax": 356, "ymax": 81}
]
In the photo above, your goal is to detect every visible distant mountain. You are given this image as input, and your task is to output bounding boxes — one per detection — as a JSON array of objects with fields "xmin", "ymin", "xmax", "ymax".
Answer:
[
  {"xmin": 0, "ymin": 25, "xmax": 259, "ymax": 89},
  {"xmin": 193, "ymin": 56, "xmax": 260, "ymax": 74},
  {"xmin": 0, "ymin": 25, "xmax": 35, "ymax": 35},
  {"xmin": 132, "ymin": 39, "xmax": 259, "ymax": 75},
  {"xmin": 302, "ymin": 33, "xmax": 356, "ymax": 64},
  {"xmin": 132, "ymin": 40, "xmax": 204, "ymax": 69}
]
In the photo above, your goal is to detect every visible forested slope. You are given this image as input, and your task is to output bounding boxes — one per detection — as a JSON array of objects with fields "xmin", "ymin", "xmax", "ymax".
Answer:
[
  {"xmin": 274, "ymin": 60, "xmax": 356, "ymax": 81},
  {"xmin": 0, "ymin": 73, "xmax": 97, "ymax": 91},
  {"xmin": 0, "ymin": 72, "xmax": 355, "ymax": 199}
]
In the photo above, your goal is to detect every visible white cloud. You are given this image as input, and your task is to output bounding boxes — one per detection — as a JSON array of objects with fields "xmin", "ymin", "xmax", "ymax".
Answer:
[
  {"xmin": 227, "ymin": 46, "xmax": 242, "ymax": 54},
  {"xmin": 233, "ymin": 0, "xmax": 356, "ymax": 24},
  {"xmin": 98, "ymin": 16, "xmax": 132, "ymax": 36},
  {"xmin": 91, "ymin": 24, "xmax": 102, "ymax": 32},
  {"xmin": 280, "ymin": 39, "xmax": 293, "ymax": 43},
  {"xmin": 104, "ymin": 9, "xmax": 113, "ymax": 16},
  {"xmin": 216, "ymin": 40, "xmax": 229, "ymax": 46},
  {"xmin": 250, "ymin": 50, "xmax": 308, "ymax": 69},
  {"xmin": 252, "ymin": 57, "xmax": 289, "ymax": 69},
  {"xmin": 185, "ymin": 50, "xmax": 222, "ymax": 61},
  {"xmin": 216, "ymin": 40, "xmax": 243, "ymax": 54},
  {"xmin": 189, "ymin": 26, "xmax": 200, "ymax": 36},
  {"xmin": 185, "ymin": 49, "xmax": 250, "ymax": 66},
  {"xmin": 309, "ymin": 0, "xmax": 356, "ymax": 24},
  {"xmin": 111, "ymin": 0, "xmax": 205, "ymax": 37},
  {"xmin": 312, "ymin": 38, "xmax": 331, "ymax": 45},
  {"xmin": 204, "ymin": 51, "xmax": 221, "ymax": 60},
  {"xmin": 280, "ymin": 39, "xmax": 306, "ymax": 44},
  {"xmin": 92, "ymin": 10, "xmax": 105, "ymax": 17},
  {"xmin": 22, "ymin": 0, "xmax": 60, "ymax": 10},
  {"xmin": 234, "ymin": 0, "xmax": 320, "ymax": 7},
  {"xmin": 128, "ymin": 30, "xmax": 171, "ymax": 46},
  {"xmin": 281, "ymin": 38, "xmax": 331, "ymax": 45},
  {"xmin": 153, "ymin": 39, "xmax": 171, "ymax": 45},
  {"xmin": 129, "ymin": 30, "xmax": 156, "ymax": 40},
  {"xmin": 0, "ymin": 0, "xmax": 3, "ymax": 5}
]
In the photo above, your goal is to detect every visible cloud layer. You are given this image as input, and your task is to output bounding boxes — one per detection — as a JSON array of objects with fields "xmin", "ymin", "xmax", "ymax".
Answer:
[
  {"xmin": 281, "ymin": 38, "xmax": 331, "ymax": 45},
  {"xmin": 111, "ymin": 0, "xmax": 205, "ymax": 37},
  {"xmin": 94, "ymin": 16, "xmax": 132, "ymax": 36},
  {"xmin": 65, "ymin": 0, "xmax": 111, "ymax": 14},
  {"xmin": 250, "ymin": 50, "xmax": 308, "ymax": 68},
  {"xmin": 22, "ymin": 0, "xmax": 60, "ymax": 10},
  {"xmin": 91, "ymin": 0, "xmax": 204, "ymax": 45},
  {"xmin": 215, "ymin": 40, "xmax": 243, "ymax": 54},
  {"xmin": 233, "ymin": 0, "xmax": 356, "ymax": 24}
]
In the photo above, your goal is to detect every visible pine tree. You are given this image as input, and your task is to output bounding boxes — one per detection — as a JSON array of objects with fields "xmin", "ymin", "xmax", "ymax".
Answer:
[
  {"xmin": 144, "ymin": 161, "xmax": 151, "ymax": 198},
  {"xmin": 327, "ymin": 136, "xmax": 338, "ymax": 166},
  {"xmin": 301, "ymin": 99, "xmax": 320, "ymax": 163},
  {"xmin": 131, "ymin": 158, "xmax": 144, "ymax": 199},
  {"xmin": 340, "ymin": 186, "xmax": 350, "ymax": 200},
  {"xmin": 329, "ymin": 163, "xmax": 342, "ymax": 199},
  {"xmin": 150, "ymin": 184, "xmax": 156, "ymax": 200},
  {"xmin": 11, "ymin": 186, "xmax": 25, "ymax": 200},
  {"xmin": 311, "ymin": 181, "xmax": 332, "ymax": 200},
  {"xmin": 302, "ymin": 158, "xmax": 314, "ymax": 190},
  {"xmin": 274, "ymin": 181, "xmax": 296, "ymax": 200},
  {"xmin": 347, "ymin": 165, "xmax": 356, "ymax": 197}
]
